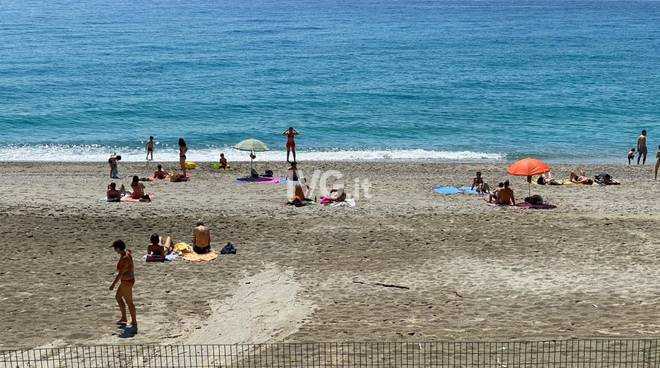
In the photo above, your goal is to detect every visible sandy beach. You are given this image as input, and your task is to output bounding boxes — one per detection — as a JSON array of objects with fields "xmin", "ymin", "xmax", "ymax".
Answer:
[{"xmin": 0, "ymin": 161, "xmax": 658, "ymax": 349}]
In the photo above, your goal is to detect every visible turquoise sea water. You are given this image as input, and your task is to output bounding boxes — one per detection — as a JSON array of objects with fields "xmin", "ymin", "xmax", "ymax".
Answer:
[{"xmin": 0, "ymin": 0, "xmax": 658, "ymax": 162}]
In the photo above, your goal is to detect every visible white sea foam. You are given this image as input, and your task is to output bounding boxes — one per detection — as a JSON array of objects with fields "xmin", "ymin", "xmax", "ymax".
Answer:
[{"xmin": 0, "ymin": 145, "xmax": 503, "ymax": 163}]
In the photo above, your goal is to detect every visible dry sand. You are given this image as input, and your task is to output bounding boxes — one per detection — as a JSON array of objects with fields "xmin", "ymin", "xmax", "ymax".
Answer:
[{"xmin": 0, "ymin": 161, "xmax": 658, "ymax": 348}]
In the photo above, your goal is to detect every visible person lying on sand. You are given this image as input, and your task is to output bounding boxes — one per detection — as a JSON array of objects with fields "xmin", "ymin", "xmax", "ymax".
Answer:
[
  {"xmin": 169, "ymin": 172, "xmax": 188, "ymax": 182},
  {"xmin": 320, "ymin": 188, "xmax": 346, "ymax": 205},
  {"xmin": 130, "ymin": 176, "xmax": 151, "ymax": 202},
  {"xmin": 192, "ymin": 221, "xmax": 212, "ymax": 254},
  {"xmin": 108, "ymin": 154, "xmax": 121, "ymax": 179},
  {"xmin": 537, "ymin": 171, "xmax": 561, "ymax": 185},
  {"xmin": 470, "ymin": 171, "xmax": 490, "ymax": 193},
  {"xmin": 569, "ymin": 169, "xmax": 593, "ymax": 185},
  {"xmin": 146, "ymin": 234, "xmax": 172, "ymax": 262},
  {"xmin": 219, "ymin": 153, "xmax": 229, "ymax": 169},
  {"xmin": 153, "ymin": 164, "xmax": 168, "ymax": 180},
  {"xmin": 107, "ymin": 182, "xmax": 121, "ymax": 202},
  {"xmin": 109, "ymin": 239, "xmax": 137, "ymax": 334},
  {"xmin": 497, "ymin": 180, "xmax": 515, "ymax": 206}
]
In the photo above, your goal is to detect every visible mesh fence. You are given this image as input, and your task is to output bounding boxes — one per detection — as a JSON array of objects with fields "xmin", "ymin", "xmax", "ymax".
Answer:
[{"xmin": 1, "ymin": 339, "xmax": 658, "ymax": 367}]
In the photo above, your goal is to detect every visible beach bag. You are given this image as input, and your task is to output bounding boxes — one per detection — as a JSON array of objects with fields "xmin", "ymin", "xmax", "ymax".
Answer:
[
  {"xmin": 263, "ymin": 170, "xmax": 273, "ymax": 177},
  {"xmin": 220, "ymin": 243, "xmax": 236, "ymax": 255},
  {"xmin": 525, "ymin": 194, "xmax": 544, "ymax": 205}
]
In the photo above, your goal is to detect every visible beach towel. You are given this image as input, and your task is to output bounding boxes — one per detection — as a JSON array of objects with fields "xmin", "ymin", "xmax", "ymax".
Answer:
[
  {"xmin": 516, "ymin": 202, "xmax": 557, "ymax": 210},
  {"xmin": 182, "ymin": 250, "xmax": 218, "ymax": 263},
  {"xmin": 235, "ymin": 176, "xmax": 282, "ymax": 185},
  {"xmin": 120, "ymin": 193, "xmax": 155, "ymax": 203},
  {"xmin": 143, "ymin": 253, "xmax": 178, "ymax": 262},
  {"xmin": 434, "ymin": 186, "xmax": 480, "ymax": 195},
  {"xmin": 331, "ymin": 198, "xmax": 357, "ymax": 208}
]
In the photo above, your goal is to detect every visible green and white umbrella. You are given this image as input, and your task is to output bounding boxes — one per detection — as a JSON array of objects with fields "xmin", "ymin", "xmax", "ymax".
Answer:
[{"xmin": 233, "ymin": 139, "xmax": 269, "ymax": 172}]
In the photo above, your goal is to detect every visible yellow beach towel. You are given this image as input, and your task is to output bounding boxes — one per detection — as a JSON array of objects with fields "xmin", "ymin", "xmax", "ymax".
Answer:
[
  {"xmin": 174, "ymin": 242, "xmax": 192, "ymax": 253},
  {"xmin": 182, "ymin": 250, "xmax": 218, "ymax": 263}
]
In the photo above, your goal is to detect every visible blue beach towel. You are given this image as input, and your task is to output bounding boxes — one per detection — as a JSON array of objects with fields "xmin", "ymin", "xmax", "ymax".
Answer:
[{"xmin": 434, "ymin": 186, "xmax": 481, "ymax": 196}]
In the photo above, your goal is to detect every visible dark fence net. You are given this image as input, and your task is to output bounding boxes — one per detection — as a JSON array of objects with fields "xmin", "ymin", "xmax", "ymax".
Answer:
[{"xmin": 2, "ymin": 339, "xmax": 658, "ymax": 367}]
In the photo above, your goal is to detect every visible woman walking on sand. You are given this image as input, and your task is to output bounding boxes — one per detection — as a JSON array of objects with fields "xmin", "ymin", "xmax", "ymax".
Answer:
[
  {"xmin": 283, "ymin": 127, "xmax": 299, "ymax": 163},
  {"xmin": 109, "ymin": 239, "xmax": 137, "ymax": 334},
  {"xmin": 178, "ymin": 138, "xmax": 188, "ymax": 177}
]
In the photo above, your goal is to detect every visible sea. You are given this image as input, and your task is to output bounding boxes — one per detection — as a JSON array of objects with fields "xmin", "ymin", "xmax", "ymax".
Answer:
[{"xmin": 0, "ymin": 0, "xmax": 658, "ymax": 163}]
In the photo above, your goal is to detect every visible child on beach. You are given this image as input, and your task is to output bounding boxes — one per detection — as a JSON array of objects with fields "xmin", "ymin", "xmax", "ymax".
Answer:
[
  {"xmin": 627, "ymin": 148, "xmax": 635, "ymax": 165},
  {"xmin": 283, "ymin": 127, "xmax": 299, "ymax": 163},
  {"xmin": 488, "ymin": 182, "xmax": 504, "ymax": 203},
  {"xmin": 109, "ymin": 240, "xmax": 137, "ymax": 334},
  {"xmin": 219, "ymin": 153, "xmax": 229, "ymax": 169},
  {"xmin": 108, "ymin": 154, "xmax": 121, "ymax": 179},
  {"xmin": 146, "ymin": 136, "xmax": 155, "ymax": 161}
]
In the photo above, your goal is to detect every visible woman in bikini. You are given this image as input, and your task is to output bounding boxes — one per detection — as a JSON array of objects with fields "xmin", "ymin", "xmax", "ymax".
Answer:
[
  {"xmin": 130, "ymin": 176, "xmax": 150, "ymax": 201},
  {"xmin": 146, "ymin": 233, "xmax": 172, "ymax": 262},
  {"xmin": 283, "ymin": 127, "xmax": 299, "ymax": 163},
  {"xmin": 178, "ymin": 138, "xmax": 188, "ymax": 177},
  {"xmin": 109, "ymin": 240, "xmax": 137, "ymax": 333}
]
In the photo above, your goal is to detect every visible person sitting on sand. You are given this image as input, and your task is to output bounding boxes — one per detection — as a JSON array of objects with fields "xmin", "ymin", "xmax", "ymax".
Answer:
[
  {"xmin": 107, "ymin": 182, "xmax": 122, "ymax": 202},
  {"xmin": 569, "ymin": 169, "xmax": 593, "ymax": 185},
  {"xmin": 470, "ymin": 171, "xmax": 490, "ymax": 193},
  {"xmin": 146, "ymin": 233, "xmax": 172, "ymax": 262},
  {"xmin": 627, "ymin": 148, "xmax": 636, "ymax": 165},
  {"xmin": 497, "ymin": 180, "xmax": 515, "ymax": 206},
  {"xmin": 192, "ymin": 221, "xmax": 212, "ymax": 254},
  {"xmin": 109, "ymin": 239, "xmax": 137, "ymax": 333},
  {"xmin": 146, "ymin": 136, "xmax": 155, "ymax": 161},
  {"xmin": 130, "ymin": 176, "xmax": 150, "ymax": 201},
  {"xmin": 153, "ymin": 164, "xmax": 168, "ymax": 180},
  {"xmin": 283, "ymin": 127, "xmax": 299, "ymax": 163},
  {"xmin": 219, "ymin": 153, "xmax": 229, "ymax": 169},
  {"xmin": 537, "ymin": 171, "xmax": 561, "ymax": 186},
  {"xmin": 488, "ymin": 182, "xmax": 504, "ymax": 203},
  {"xmin": 109, "ymin": 154, "xmax": 121, "ymax": 179},
  {"xmin": 287, "ymin": 162, "xmax": 310, "ymax": 202}
]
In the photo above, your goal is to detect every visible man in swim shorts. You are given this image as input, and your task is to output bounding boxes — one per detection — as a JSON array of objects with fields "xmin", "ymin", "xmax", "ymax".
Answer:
[
  {"xmin": 497, "ymin": 180, "xmax": 515, "ymax": 206},
  {"xmin": 146, "ymin": 136, "xmax": 154, "ymax": 161},
  {"xmin": 192, "ymin": 221, "xmax": 212, "ymax": 254},
  {"xmin": 637, "ymin": 129, "xmax": 648, "ymax": 165}
]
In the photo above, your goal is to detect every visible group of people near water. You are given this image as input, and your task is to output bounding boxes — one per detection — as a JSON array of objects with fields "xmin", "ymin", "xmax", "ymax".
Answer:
[{"xmin": 627, "ymin": 129, "xmax": 660, "ymax": 180}]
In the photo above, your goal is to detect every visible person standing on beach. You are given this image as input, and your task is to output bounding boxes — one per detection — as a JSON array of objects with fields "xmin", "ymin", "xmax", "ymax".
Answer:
[
  {"xmin": 192, "ymin": 221, "xmax": 212, "ymax": 254},
  {"xmin": 108, "ymin": 154, "xmax": 121, "ymax": 179},
  {"xmin": 146, "ymin": 136, "xmax": 155, "ymax": 161},
  {"xmin": 655, "ymin": 145, "xmax": 660, "ymax": 180},
  {"xmin": 109, "ymin": 239, "xmax": 137, "ymax": 334},
  {"xmin": 283, "ymin": 127, "xmax": 299, "ymax": 163},
  {"xmin": 636, "ymin": 130, "xmax": 648, "ymax": 165},
  {"xmin": 178, "ymin": 138, "xmax": 188, "ymax": 177}
]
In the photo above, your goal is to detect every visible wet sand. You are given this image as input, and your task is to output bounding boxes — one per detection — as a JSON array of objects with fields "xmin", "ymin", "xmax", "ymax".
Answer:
[{"xmin": 0, "ymin": 161, "xmax": 658, "ymax": 348}]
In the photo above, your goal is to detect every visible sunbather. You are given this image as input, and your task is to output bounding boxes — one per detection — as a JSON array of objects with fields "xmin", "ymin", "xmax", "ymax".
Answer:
[
  {"xmin": 107, "ymin": 182, "xmax": 121, "ymax": 202},
  {"xmin": 497, "ymin": 180, "xmax": 515, "ymax": 206},
  {"xmin": 130, "ymin": 176, "xmax": 151, "ymax": 201},
  {"xmin": 153, "ymin": 164, "xmax": 168, "ymax": 180},
  {"xmin": 192, "ymin": 221, "xmax": 212, "ymax": 254},
  {"xmin": 537, "ymin": 172, "xmax": 561, "ymax": 185},
  {"xmin": 569, "ymin": 169, "xmax": 593, "ymax": 185},
  {"xmin": 488, "ymin": 182, "xmax": 504, "ymax": 203},
  {"xmin": 146, "ymin": 234, "xmax": 172, "ymax": 262},
  {"xmin": 321, "ymin": 188, "xmax": 346, "ymax": 204},
  {"xmin": 470, "ymin": 171, "xmax": 490, "ymax": 193}
]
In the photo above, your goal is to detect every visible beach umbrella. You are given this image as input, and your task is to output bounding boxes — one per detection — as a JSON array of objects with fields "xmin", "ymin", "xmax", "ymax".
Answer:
[
  {"xmin": 233, "ymin": 139, "xmax": 269, "ymax": 172},
  {"xmin": 507, "ymin": 157, "xmax": 551, "ymax": 196}
]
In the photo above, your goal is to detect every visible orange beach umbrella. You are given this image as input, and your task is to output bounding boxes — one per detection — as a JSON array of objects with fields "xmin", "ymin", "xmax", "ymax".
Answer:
[
  {"xmin": 507, "ymin": 158, "xmax": 551, "ymax": 177},
  {"xmin": 507, "ymin": 158, "xmax": 551, "ymax": 196}
]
